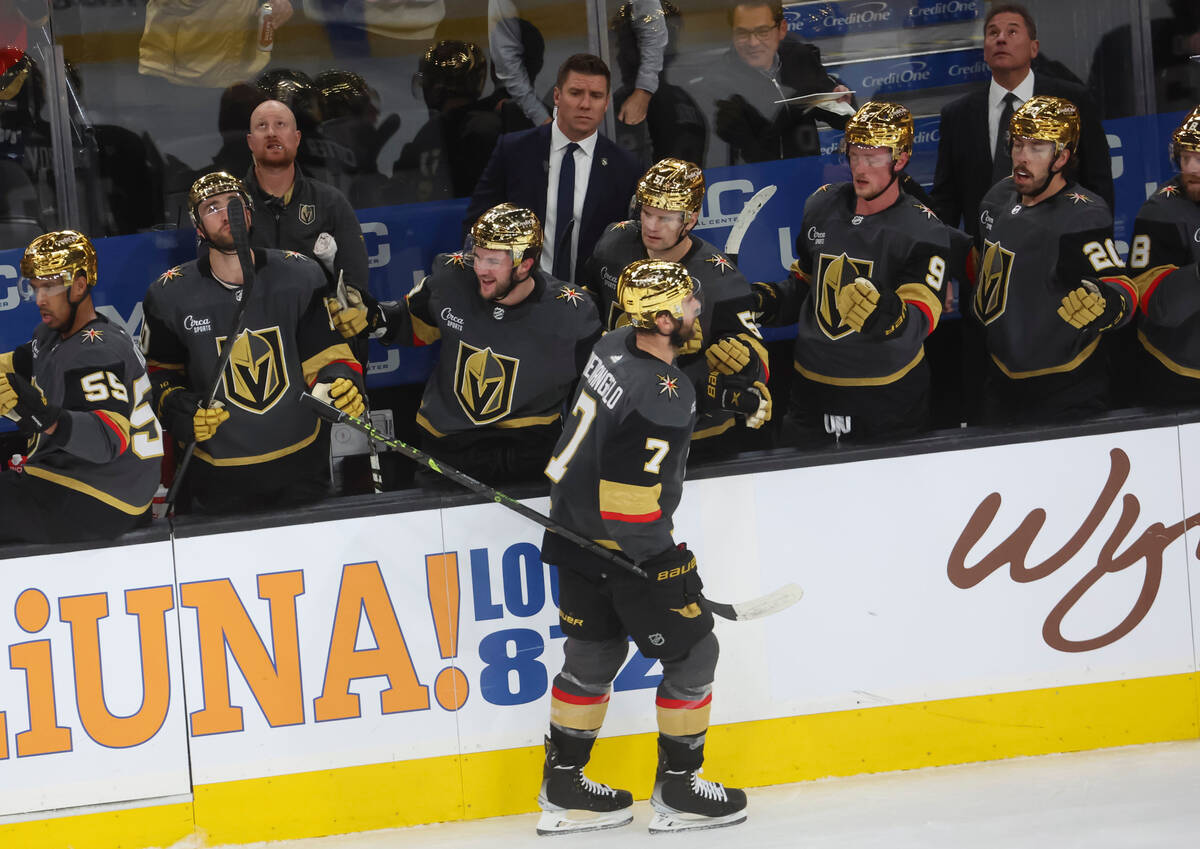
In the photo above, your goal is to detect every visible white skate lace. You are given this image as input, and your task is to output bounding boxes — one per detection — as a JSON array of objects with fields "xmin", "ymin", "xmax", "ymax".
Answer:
[
  {"xmin": 559, "ymin": 765, "xmax": 617, "ymax": 797},
  {"xmin": 689, "ymin": 771, "xmax": 728, "ymax": 803}
]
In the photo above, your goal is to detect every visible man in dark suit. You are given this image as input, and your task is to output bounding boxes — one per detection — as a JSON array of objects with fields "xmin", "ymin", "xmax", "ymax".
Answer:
[
  {"xmin": 931, "ymin": 3, "xmax": 1113, "ymax": 237},
  {"xmin": 464, "ymin": 54, "xmax": 641, "ymax": 283}
]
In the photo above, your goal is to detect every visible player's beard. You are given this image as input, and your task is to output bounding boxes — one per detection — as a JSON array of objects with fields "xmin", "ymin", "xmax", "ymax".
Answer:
[
  {"xmin": 668, "ymin": 315, "xmax": 697, "ymax": 349},
  {"xmin": 1181, "ymin": 174, "xmax": 1200, "ymax": 203},
  {"xmin": 483, "ymin": 265, "xmax": 528, "ymax": 302},
  {"xmin": 857, "ymin": 164, "xmax": 900, "ymax": 203}
]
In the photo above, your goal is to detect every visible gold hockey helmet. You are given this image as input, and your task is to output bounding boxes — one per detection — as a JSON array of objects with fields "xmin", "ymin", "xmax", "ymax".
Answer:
[
  {"xmin": 0, "ymin": 49, "xmax": 31, "ymax": 101},
  {"xmin": 19, "ymin": 230, "xmax": 98, "ymax": 299},
  {"xmin": 636, "ymin": 158, "xmax": 705, "ymax": 215},
  {"xmin": 617, "ymin": 258, "xmax": 698, "ymax": 329},
  {"xmin": 1171, "ymin": 105, "xmax": 1200, "ymax": 165},
  {"xmin": 189, "ymin": 171, "xmax": 253, "ymax": 229},
  {"xmin": 843, "ymin": 101, "xmax": 913, "ymax": 160},
  {"xmin": 1009, "ymin": 95, "xmax": 1080, "ymax": 156},
  {"xmin": 470, "ymin": 203, "xmax": 543, "ymax": 267}
]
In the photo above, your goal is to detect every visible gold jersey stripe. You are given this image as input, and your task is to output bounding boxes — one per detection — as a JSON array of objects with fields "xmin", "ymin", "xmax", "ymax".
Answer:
[
  {"xmin": 494, "ymin": 412, "xmax": 561, "ymax": 429},
  {"xmin": 692, "ymin": 417, "xmax": 736, "ymax": 440},
  {"xmin": 301, "ymin": 343, "xmax": 359, "ymax": 386},
  {"xmin": 1138, "ymin": 329, "xmax": 1200, "ymax": 379},
  {"xmin": 1132, "ymin": 264, "xmax": 1176, "ymax": 298},
  {"xmin": 990, "ymin": 338, "xmax": 1100, "ymax": 380},
  {"xmin": 193, "ymin": 420, "xmax": 321, "ymax": 466},
  {"xmin": 896, "ymin": 282, "xmax": 944, "ymax": 330},
  {"xmin": 145, "ymin": 359, "xmax": 186, "ymax": 371},
  {"xmin": 22, "ymin": 466, "xmax": 153, "ymax": 516},
  {"xmin": 411, "ymin": 312, "xmax": 441, "ymax": 345},
  {"xmin": 415, "ymin": 411, "xmax": 443, "ymax": 437},
  {"xmin": 598, "ymin": 479, "xmax": 663, "ymax": 521},
  {"xmin": 795, "ymin": 348, "xmax": 924, "ymax": 386}
]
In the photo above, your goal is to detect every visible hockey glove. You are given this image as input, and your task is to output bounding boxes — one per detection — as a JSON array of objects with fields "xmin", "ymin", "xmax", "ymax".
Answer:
[
  {"xmin": 703, "ymin": 371, "xmax": 772, "ymax": 428},
  {"xmin": 704, "ymin": 335, "xmax": 759, "ymax": 376},
  {"xmin": 1, "ymin": 372, "xmax": 62, "ymax": 434},
  {"xmin": 313, "ymin": 377, "xmax": 365, "ymax": 419},
  {"xmin": 325, "ymin": 287, "xmax": 369, "ymax": 338},
  {"xmin": 192, "ymin": 401, "xmax": 229, "ymax": 443},
  {"xmin": 1057, "ymin": 280, "xmax": 1125, "ymax": 331},
  {"xmin": 750, "ymin": 281, "xmax": 780, "ymax": 325},
  {"xmin": 642, "ymin": 544, "xmax": 705, "ymax": 620},
  {"xmin": 836, "ymin": 277, "xmax": 907, "ymax": 337}
]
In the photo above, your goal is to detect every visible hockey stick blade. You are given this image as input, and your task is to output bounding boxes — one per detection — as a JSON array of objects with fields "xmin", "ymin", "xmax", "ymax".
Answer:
[
  {"xmin": 702, "ymin": 582, "xmax": 804, "ymax": 621},
  {"xmin": 299, "ymin": 393, "xmax": 802, "ymax": 621},
  {"xmin": 724, "ymin": 185, "xmax": 777, "ymax": 259}
]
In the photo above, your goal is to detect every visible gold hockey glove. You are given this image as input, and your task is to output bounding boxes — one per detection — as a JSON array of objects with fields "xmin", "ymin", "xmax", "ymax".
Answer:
[
  {"xmin": 1, "ymin": 372, "xmax": 62, "ymax": 434},
  {"xmin": 193, "ymin": 401, "xmax": 229, "ymax": 442},
  {"xmin": 326, "ymin": 287, "xmax": 369, "ymax": 338},
  {"xmin": 745, "ymin": 380, "xmax": 772, "ymax": 430},
  {"xmin": 705, "ymin": 335, "xmax": 753, "ymax": 375},
  {"xmin": 0, "ymin": 371, "xmax": 18, "ymax": 418},
  {"xmin": 1057, "ymin": 280, "xmax": 1124, "ymax": 331},
  {"xmin": 837, "ymin": 277, "xmax": 907, "ymax": 336},
  {"xmin": 314, "ymin": 377, "xmax": 365, "ymax": 419}
]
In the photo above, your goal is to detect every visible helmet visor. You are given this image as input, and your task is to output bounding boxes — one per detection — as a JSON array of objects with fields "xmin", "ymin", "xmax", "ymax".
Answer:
[{"xmin": 19, "ymin": 273, "xmax": 73, "ymax": 303}]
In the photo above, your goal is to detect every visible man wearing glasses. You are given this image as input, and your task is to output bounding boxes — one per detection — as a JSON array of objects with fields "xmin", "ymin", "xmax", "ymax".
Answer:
[{"xmin": 700, "ymin": 0, "xmax": 851, "ymax": 164}]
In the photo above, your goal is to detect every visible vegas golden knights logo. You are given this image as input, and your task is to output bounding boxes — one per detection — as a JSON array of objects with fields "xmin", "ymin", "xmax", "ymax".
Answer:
[
  {"xmin": 816, "ymin": 252, "xmax": 874, "ymax": 339},
  {"xmin": 217, "ymin": 326, "xmax": 288, "ymax": 414},
  {"xmin": 454, "ymin": 342, "xmax": 519, "ymax": 425},
  {"xmin": 974, "ymin": 239, "xmax": 1015, "ymax": 325}
]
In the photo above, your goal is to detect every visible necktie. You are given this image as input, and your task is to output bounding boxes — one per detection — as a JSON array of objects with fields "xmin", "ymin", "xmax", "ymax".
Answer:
[
  {"xmin": 553, "ymin": 142, "xmax": 580, "ymax": 281},
  {"xmin": 992, "ymin": 92, "xmax": 1018, "ymax": 184}
]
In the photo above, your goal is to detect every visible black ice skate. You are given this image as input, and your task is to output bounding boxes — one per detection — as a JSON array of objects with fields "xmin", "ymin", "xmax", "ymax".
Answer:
[
  {"xmin": 536, "ymin": 737, "xmax": 633, "ymax": 835},
  {"xmin": 648, "ymin": 748, "xmax": 747, "ymax": 834}
]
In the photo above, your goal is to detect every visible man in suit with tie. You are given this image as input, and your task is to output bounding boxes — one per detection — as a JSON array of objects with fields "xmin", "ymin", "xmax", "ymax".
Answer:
[
  {"xmin": 464, "ymin": 53, "xmax": 642, "ymax": 283},
  {"xmin": 930, "ymin": 3, "xmax": 1113, "ymax": 237}
]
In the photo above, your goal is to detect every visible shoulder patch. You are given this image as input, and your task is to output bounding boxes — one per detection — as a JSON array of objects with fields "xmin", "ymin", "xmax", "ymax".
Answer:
[
  {"xmin": 657, "ymin": 374, "xmax": 681, "ymax": 398},
  {"xmin": 557, "ymin": 285, "xmax": 586, "ymax": 306},
  {"xmin": 1066, "ymin": 192, "xmax": 1092, "ymax": 205},
  {"xmin": 80, "ymin": 327, "xmax": 104, "ymax": 344},
  {"xmin": 157, "ymin": 266, "xmax": 183, "ymax": 286},
  {"xmin": 914, "ymin": 203, "xmax": 940, "ymax": 220},
  {"xmin": 706, "ymin": 253, "xmax": 734, "ymax": 274},
  {"xmin": 1158, "ymin": 183, "xmax": 1180, "ymax": 198},
  {"xmin": 611, "ymin": 220, "xmax": 635, "ymax": 231},
  {"xmin": 443, "ymin": 250, "xmax": 470, "ymax": 268},
  {"xmin": 283, "ymin": 250, "xmax": 310, "ymax": 261}
]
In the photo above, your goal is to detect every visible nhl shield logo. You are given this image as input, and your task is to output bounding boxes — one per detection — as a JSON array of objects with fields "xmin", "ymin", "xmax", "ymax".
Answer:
[
  {"xmin": 974, "ymin": 239, "xmax": 1015, "ymax": 325},
  {"xmin": 217, "ymin": 325, "xmax": 289, "ymax": 414},
  {"xmin": 816, "ymin": 252, "xmax": 874, "ymax": 340},
  {"xmin": 453, "ymin": 342, "xmax": 519, "ymax": 425},
  {"xmin": 298, "ymin": 203, "xmax": 316, "ymax": 226}
]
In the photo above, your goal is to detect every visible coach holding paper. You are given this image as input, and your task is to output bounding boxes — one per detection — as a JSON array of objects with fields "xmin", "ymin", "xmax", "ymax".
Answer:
[
  {"xmin": 464, "ymin": 54, "xmax": 641, "ymax": 284},
  {"xmin": 931, "ymin": 3, "xmax": 1112, "ymax": 236}
]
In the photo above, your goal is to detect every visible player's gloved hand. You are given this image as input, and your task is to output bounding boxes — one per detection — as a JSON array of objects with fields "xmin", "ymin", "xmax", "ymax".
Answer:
[
  {"xmin": 192, "ymin": 401, "xmax": 229, "ymax": 442},
  {"xmin": 312, "ymin": 232, "xmax": 337, "ymax": 276},
  {"xmin": 750, "ymin": 281, "xmax": 780, "ymax": 325},
  {"xmin": 641, "ymin": 544, "xmax": 706, "ymax": 620},
  {"xmin": 837, "ymin": 277, "xmax": 907, "ymax": 336},
  {"xmin": 326, "ymin": 286, "xmax": 369, "ymax": 338},
  {"xmin": 703, "ymin": 371, "xmax": 771, "ymax": 428},
  {"xmin": 705, "ymin": 335, "xmax": 757, "ymax": 376},
  {"xmin": 1057, "ymin": 280, "xmax": 1125, "ymax": 331},
  {"xmin": 1, "ymin": 372, "xmax": 62, "ymax": 434},
  {"xmin": 313, "ymin": 377, "xmax": 365, "ymax": 418}
]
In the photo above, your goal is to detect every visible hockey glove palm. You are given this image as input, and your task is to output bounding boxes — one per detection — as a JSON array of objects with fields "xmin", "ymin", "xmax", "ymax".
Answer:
[
  {"xmin": 1057, "ymin": 280, "xmax": 1125, "ymax": 331},
  {"xmin": 326, "ymin": 287, "xmax": 370, "ymax": 338},
  {"xmin": 314, "ymin": 377, "xmax": 365, "ymax": 419},
  {"xmin": 1, "ymin": 372, "xmax": 62, "ymax": 434},
  {"xmin": 837, "ymin": 277, "xmax": 907, "ymax": 336},
  {"xmin": 704, "ymin": 335, "xmax": 760, "ymax": 376},
  {"xmin": 193, "ymin": 401, "xmax": 229, "ymax": 442},
  {"xmin": 642, "ymin": 544, "xmax": 705, "ymax": 620}
]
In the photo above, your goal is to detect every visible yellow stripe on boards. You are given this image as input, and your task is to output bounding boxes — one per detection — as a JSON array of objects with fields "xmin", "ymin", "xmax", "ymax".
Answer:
[
  {"xmin": 9, "ymin": 673, "xmax": 1196, "ymax": 847},
  {"xmin": 0, "ymin": 800, "xmax": 193, "ymax": 849}
]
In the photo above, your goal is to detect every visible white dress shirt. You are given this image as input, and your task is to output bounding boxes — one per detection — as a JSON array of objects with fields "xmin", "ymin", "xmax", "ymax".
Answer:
[
  {"xmin": 542, "ymin": 122, "xmax": 598, "ymax": 281},
  {"xmin": 988, "ymin": 71, "xmax": 1035, "ymax": 156}
]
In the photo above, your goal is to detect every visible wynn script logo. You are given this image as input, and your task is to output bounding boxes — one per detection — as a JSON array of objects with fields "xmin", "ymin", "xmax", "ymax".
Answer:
[{"xmin": 947, "ymin": 448, "xmax": 1200, "ymax": 653}]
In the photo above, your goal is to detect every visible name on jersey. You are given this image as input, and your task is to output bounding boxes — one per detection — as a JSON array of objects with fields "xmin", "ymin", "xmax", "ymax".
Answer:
[
  {"xmin": 184, "ymin": 314, "xmax": 212, "ymax": 334},
  {"xmin": 440, "ymin": 306, "xmax": 464, "ymax": 332},
  {"xmin": 582, "ymin": 352, "xmax": 624, "ymax": 409}
]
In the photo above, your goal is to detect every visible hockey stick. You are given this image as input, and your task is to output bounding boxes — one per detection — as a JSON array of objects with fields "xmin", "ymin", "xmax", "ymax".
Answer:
[
  {"xmin": 164, "ymin": 197, "xmax": 256, "ymax": 514},
  {"xmin": 724, "ymin": 185, "xmax": 777, "ymax": 264},
  {"xmin": 334, "ymin": 272, "xmax": 384, "ymax": 494},
  {"xmin": 300, "ymin": 393, "xmax": 803, "ymax": 621}
]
